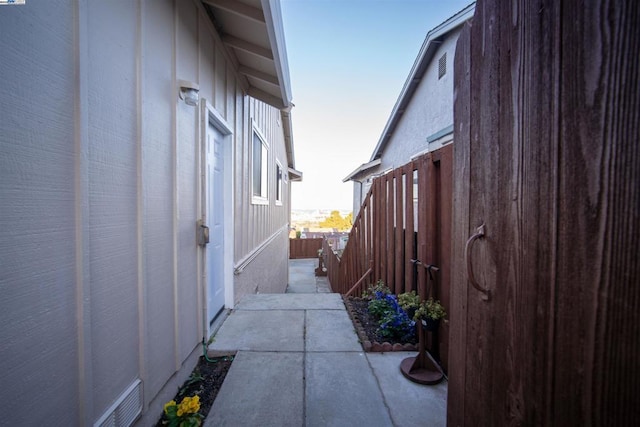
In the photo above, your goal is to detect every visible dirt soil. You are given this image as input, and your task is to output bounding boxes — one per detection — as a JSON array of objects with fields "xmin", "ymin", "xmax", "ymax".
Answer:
[
  {"xmin": 346, "ymin": 297, "xmax": 418, "ymax": 346},
  {"xmin": 155, "ymin": 355, "xmax": 233, "ymax": 426}
]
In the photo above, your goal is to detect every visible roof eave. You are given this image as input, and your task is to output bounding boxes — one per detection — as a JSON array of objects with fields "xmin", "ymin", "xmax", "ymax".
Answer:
[
  {"xmin": 261, "ymin": 0, "xmax": 293, "ymax": 108},
  {"xmin": 342, "ymin": 158, "xmax": 382, "ymax": 182},
  {"xmin": 202, "ymin": 0, "xmax": 292, "ymax": 110}
]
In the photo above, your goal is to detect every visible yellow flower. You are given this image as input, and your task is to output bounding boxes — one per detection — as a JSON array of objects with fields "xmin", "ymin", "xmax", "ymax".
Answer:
[
  {"xmin": 163, "ymin": 400, "xmax": 176, "ymax": 415},
  {"xmin": 189, "ymin": 395, "xmax": 201, "ymax": 412},
  {"xmin": 177, "ymin": 408, "xmax": 184, "ymax": 417}
]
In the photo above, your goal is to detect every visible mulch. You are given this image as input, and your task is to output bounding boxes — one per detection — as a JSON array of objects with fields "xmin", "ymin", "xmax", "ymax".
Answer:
[{"xmin": 155, "ymin": 355, "xmax": 233, "ymax": 426}]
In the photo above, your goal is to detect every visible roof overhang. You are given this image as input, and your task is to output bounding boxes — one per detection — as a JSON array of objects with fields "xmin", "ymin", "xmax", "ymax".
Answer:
[
  {"xmin": 368, "ymin": 2, "xmax": 475, "ymax": 161},
  {"xmin": 342, "ymin": 158, "xmax": 382, "ymax": 182},
  {"xmin": 202, "ymin": 0, "xmax": 292, "ymax": 110},
  {"xmin": 288, "ymin": 167, "xmax": 303, "ymax": 182},
  {"xmin": 281, "ymin": 108, "xmax": 297, "ymax": 170}
]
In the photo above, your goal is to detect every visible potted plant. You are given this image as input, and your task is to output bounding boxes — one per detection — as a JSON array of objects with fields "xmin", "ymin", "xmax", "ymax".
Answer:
[
  {"xmin": 397, "ymin": 291, "xmax": 421, "ymax": 320},
  {"xmin": 413, "ymin": 298, "xmax": 446, "ymax": 331}
]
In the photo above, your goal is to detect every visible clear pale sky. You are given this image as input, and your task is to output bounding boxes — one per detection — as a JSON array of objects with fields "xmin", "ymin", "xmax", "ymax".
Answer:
[{"xmin": 280, "ymin": 0, "xmax": 472, "ymax": 211}]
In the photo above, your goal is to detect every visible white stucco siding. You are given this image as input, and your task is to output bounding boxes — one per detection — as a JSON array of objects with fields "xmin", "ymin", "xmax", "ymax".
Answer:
[
  {"xmin": 0, "ymin": 2, "xmax": 79, "ymax": 425},
  {"xmin": 380, "ymin": 31, "xmax": 460, "ymax": 171}
]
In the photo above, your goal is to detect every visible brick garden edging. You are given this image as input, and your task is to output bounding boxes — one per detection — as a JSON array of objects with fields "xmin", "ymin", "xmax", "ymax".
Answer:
[{"xmin": 342, "ymin": 296, "xmax": 418, "ymax": 353}]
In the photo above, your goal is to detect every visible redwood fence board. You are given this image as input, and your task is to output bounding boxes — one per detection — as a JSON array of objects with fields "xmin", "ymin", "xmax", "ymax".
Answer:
[{"xmin": 325, "ymin": 147, "xmax": 453, "ymax": 371}]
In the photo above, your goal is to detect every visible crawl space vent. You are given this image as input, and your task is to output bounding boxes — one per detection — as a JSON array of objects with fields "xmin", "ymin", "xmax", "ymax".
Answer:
[{"xmin": 94, "ymin": 379, "xmax": 142, "ymax": 427}]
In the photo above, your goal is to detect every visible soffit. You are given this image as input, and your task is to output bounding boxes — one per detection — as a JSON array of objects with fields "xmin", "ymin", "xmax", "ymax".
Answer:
[{"xmin": 202, "ymin": 0, "xmax": 292, "ymax": 110}]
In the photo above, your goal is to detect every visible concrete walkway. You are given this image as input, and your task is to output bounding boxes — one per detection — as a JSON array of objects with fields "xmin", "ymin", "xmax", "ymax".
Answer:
[{"xmin": 204, "ymin": 259, "xmax": 447, "ymax": 426}]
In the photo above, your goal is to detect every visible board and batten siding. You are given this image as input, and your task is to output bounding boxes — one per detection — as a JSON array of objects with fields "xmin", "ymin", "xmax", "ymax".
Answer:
[
  {"xmin": 232, "ymin": 97, "xmax": 292, "ymax": 300},
  {"xmin": 0, "ymin": 2, "xmax": 79, "ymax": 426},
  {"xmin": 0, "ymin": 0, "xmax": 288, "ymax": 425}
]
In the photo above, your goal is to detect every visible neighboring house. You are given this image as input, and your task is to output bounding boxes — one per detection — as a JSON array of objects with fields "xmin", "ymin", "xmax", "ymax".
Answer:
[
  {"xmin": 0, "ymin": 1, "xmax": 300, "ymax": 426},
  {"xmin": 344, "ymin": 3, "xmax": 475, "ymax": 216}
]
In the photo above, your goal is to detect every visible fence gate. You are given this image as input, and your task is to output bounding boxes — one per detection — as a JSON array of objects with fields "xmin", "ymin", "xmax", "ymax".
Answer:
[{"xmin": 448, "ymin": 1, "xmax": 640, "ymax": 425}]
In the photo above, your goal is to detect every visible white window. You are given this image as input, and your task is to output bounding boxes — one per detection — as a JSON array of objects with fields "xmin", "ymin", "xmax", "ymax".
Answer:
[
  {"xmin": 275, "ymin": 161, "xmax": 283, "ymax": 205},
  {"xmin": 252, "ymin": 131, "xmax": 268, "ymax": 203}
]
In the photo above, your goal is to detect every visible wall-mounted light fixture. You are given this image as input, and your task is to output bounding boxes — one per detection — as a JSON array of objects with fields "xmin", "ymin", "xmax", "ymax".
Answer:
[{"xmin": 178, "ymin": 80, "xmax": 199, "ymax": 106}]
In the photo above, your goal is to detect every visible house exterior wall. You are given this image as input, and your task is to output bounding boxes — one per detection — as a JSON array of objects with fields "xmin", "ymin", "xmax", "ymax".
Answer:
[
  {"xmin": 0, "ymin": 0, "xmax": 292, "ymax": 425},
  {"xmin": 380, "ymin": 30, "xmax": 460, "ymax": 167},
  {"xmin": 0, "ymin": 2, "xmax": 79, "ymax": 425},
  {"xmin": 350, "ymin": 28, "xmax": 462, "ymax": 216},
  {"xmin": 232, "ymin": 97, "xmax": 291, "ymax": 303}
]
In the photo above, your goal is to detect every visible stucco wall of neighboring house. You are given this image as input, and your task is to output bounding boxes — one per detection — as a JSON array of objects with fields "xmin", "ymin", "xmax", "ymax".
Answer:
[
  {"xmin": 380, "ymin": 30, "xmax": 460, "ymax": 168},
  {"xmin": 0, "ymin": 0, "xmax": 292, "ymax": 425},
  {"xmin": 350, "ymin": 27, "xmax": 463, "ymax": 214}
]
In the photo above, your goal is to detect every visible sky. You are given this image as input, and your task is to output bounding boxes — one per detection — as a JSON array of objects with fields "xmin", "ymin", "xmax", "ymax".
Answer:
[{"xmin": 280, "ymin": 0, "xmax": 473, "ymax": 211}]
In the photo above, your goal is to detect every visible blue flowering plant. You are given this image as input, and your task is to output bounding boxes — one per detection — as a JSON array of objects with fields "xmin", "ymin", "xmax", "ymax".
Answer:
[{"xmin": 367, "ymin": 285, "xmax": 416, "ymax": 341}]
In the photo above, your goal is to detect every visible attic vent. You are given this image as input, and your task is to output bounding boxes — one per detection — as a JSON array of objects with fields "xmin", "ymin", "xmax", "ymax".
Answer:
[
  {"xmin": 438, "ymin": 53, "xmax": 447, "ymax": 79},
  {"xmin": 94, "ymin": 379, "xmax": 142, "ymax": 427}
]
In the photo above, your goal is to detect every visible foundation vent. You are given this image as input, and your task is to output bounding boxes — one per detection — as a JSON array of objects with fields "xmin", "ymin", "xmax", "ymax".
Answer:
[{"xmin": 94, "ymin": 379, "xmax": 142, "ymax": 427}]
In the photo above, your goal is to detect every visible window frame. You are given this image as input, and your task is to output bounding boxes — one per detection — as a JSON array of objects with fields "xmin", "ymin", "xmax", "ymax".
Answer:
[
  {"xmin": 251, "ymin": 126, "xmax": 269, "ymax": 205},
  {"xmin": 275, "ymin": 160, "xmax": 284, "ymax": 206}
]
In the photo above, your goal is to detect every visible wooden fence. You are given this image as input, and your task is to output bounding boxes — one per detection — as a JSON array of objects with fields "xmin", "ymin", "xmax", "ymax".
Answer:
[
  {"xmin": 289, "ymin": 238, "xmax": 323, "ymax": 259},
  {"xmin": 327, "ymin": 146, "xmax": 452, "ymax": 369}
]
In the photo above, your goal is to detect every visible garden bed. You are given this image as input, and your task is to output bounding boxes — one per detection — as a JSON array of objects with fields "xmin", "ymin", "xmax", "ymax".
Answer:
[
  {"xmin": 155, "ymin": 355, "xmax": 233, "ymax": 426},
  {"xmin": 344, "ymin": 296, "xmax": 418, "ymax": 352}
]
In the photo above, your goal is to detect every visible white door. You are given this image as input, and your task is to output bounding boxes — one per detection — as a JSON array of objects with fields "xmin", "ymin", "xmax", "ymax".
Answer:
[{"xmin": 206, "ymin": 123, "xmax": 225, "ymax": 323}]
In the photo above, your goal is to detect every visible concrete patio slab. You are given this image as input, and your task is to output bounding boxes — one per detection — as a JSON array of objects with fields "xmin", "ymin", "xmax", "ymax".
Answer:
[
  {"xmin": 306, "ymin": 309, "xmax": 362, "ymax": 352},
  {"xmin": 203, "ymin": 258, "xmax": 447, "ymax": 427},
  {"xmin": 236, "ymin": 293, "xmax": 344, "ymax": 311},
  {"xmin": 286, "ymin": 281, "xmax": 318, "ymax": 293},
  {"xmin": 204, "ymin": 351, "xmax": 304, "ymax": 427},
  {"xmin": 208, "ymin": 310, "xmax": 304, "ymax": 352},
  {"xmin": 305, "ymin": 352, "xmax": 393, "ymax": 427},
  {"xmin": 366, "ymin": 352, "xmax": 448, "ymax": 427}
]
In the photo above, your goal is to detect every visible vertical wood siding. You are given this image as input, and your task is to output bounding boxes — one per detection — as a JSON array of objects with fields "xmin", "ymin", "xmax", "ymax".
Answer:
[
  {"xmin": 234, "ymin": 97, "xmax": 291, "ymax": 264},
  {"xmin": 0, "ymin": 0, "xmax": 290, "ymax": 424},
  {"xmin": 0, "ymin": 2, "xmax": 79, "ymax": 425},
  {"xmin": 87, "ymin": 0, "xmax": 140, "ymax": 416}
]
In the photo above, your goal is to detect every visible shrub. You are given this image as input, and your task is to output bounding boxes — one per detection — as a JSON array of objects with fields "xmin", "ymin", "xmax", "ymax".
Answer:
[
  {"xmin": 368, "ymin": 296, "xmax": 394, "ymax": 319},
  {"xmin": 362, "ymin": 279, "xmax": 391, "ymax": 300},
  {"xmin": 378, "ymin": 309, "xmax": 415, "ymax": 341},
  {"xmin": 413, "ymin": 298, "xmax": 447, "ymax": 321},
  {"xmin": 398, "ymin": 291, "xmax": 420, "ymax": 311}
]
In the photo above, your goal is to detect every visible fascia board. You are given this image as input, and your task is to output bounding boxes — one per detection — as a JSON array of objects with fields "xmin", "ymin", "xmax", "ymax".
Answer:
[{"xmin": 261, "ymin": 0, "xmax": 292, "ymax": 107}]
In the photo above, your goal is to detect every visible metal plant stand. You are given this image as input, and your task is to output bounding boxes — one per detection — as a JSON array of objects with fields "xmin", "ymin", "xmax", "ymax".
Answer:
[
  {"xmin": 400, "ymin": 321, "xmax": 444, "ymax": 385},
  {"xmin": 401, "ymin": 260, "xmax": 444, "ymax": 385}
]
